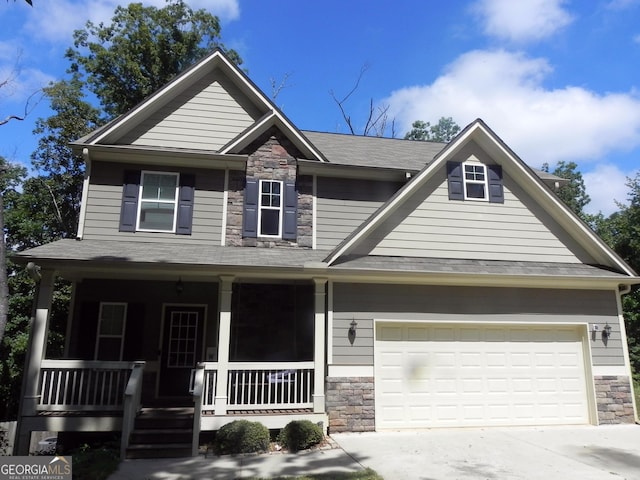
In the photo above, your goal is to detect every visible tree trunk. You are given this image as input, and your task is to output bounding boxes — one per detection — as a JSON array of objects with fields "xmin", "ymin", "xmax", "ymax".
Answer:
[{"xmin": 0, "ymin": 167, "xmax": 7, "ymax": 343}]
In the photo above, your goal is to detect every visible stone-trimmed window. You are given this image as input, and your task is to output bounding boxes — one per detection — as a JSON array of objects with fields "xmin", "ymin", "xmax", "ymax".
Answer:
[{"xmin": 243, "ymin": 177, "xmax": 297, "ymax": 240}]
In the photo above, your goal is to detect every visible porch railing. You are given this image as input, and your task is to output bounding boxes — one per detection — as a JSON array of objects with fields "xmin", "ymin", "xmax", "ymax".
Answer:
[
  {"xmin": 38, "ymin": 360, "xmax": 136, "ymax": 411},
  {"xmin": 198, "ymin": 361, "xmax": 314, "ymax": 411}
]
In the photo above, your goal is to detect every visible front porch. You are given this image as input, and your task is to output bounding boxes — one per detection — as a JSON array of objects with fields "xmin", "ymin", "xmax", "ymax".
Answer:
[
  {"xmin": 18, "ymin": 359, "xmax": 327, "ymax": 458},
  {"xmin": 14, "ymin": 271, "xmax": 329, "ymax": 457}
]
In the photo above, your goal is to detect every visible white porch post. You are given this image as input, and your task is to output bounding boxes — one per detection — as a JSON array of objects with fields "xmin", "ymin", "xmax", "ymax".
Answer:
[
  {"xmin": 313, "ymin": 278, "xmax": 327, "ymax": 413},
  {"xmin": 214, "ymin": 275, "xmax": 234, "ymax": 416},
  {"xmin": 14, "ymin": 267, "xmax": 55, "ymax": 455}
]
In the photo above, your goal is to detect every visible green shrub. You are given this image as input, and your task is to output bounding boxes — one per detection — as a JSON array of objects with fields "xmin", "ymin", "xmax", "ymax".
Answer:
[
  {"xmin": 277, "ymin": 420, "xmax": 324, "ymax": 452},
  {"xmin": 214, "ymin": 420, "xmax": 270, "ymax": 455},
  {"xmin": 70, "ymin": 441, "xmax": 120, "ymax": 480}
]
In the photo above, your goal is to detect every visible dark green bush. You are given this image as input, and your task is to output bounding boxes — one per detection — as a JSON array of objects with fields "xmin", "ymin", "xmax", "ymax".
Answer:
[
  {"xmin": 277, "ymin": 420, "xmax": 324, "ymax": 452},
  {"xmin": 214, "ymin": 420, "xmax": 270, "ymax": 455}
]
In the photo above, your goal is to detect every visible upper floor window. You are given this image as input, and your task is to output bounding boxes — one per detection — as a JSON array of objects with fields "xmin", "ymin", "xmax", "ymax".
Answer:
[
  {"xmin": 119, "ymin": 170, "xmax": 195, "ymax": 235},
  {"xmin": 463, "ymin": 163, "xmax": 488, "ymax": 200},
  {"xmin": 447, "ymin": 160, "xmax": 504, "ymax": 204},
  {"xmin": 138, "ymin": 171, "xmax": 179, "ymax": 232},
  {"xmin": 243, "ymin": 177, "xmax": 297, "ymax": 240},
  {"xmin": 259, "ymin": 180, "xmax": 282, "ymax": 237}
]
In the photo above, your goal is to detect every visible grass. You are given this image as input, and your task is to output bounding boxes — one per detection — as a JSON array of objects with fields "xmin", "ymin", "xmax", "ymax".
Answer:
[
  {"xmin": 634, "ymin": 378, "xmax": 640, "ymax": 411},
  {"xmin": 252, "ymin": 468, "xmax": 384, "ymax": 480}
]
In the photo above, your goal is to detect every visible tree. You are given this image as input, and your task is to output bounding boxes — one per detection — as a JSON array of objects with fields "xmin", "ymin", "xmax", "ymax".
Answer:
[
  {"xmin": 66, "ymin": 0, "xmax": 242, "ymax": 118},
  {"xmin": 1, "ymin": 0, "xmax": 242, "ymax": 419},
  {"xmin": 404, "ymin": 117, "xmax": 461, "ymax": 143},
  {"xmin": 541, "ymin": 161, "xmax": 591, "ymax": 220}
]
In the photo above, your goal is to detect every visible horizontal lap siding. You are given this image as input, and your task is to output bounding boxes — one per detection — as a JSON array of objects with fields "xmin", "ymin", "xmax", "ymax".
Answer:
[
  {"xmin": 331, "ymin": 283, "xmax": 623, "ymax": 367},
  {"xmin": 367, "ymin": 170, "xmax": 593, "ymax": 263},
  {"xmin": 118, "ymin": 71, "xmax": 259, "ymax": 150},
  {"xmin": 82, "ymin": 162, "xmax": 225, "ymax": 244},
  {"xmin": 316, "ymin": 177, "xmax": 403, "ymax": 249}
]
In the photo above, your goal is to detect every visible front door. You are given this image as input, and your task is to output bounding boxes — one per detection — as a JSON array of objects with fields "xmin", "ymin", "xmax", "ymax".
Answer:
[{"xmin": 159, "ymin": 305, "xmax": 205, "ymax": 397}]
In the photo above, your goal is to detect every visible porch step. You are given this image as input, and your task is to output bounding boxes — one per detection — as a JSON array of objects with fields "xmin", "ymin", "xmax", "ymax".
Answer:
[{"xmin": 126, "ymin": 407, "xmax": 194, "ymax": 459}]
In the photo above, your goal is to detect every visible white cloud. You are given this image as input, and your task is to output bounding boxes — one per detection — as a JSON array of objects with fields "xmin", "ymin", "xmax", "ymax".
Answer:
[
  {"xmin": 583, "ymin": 163, "xmax": 635, "ymax": 215},
  {"xmin": 471, "ymin": 0, "xmax": 573, "ymax": 43},
  {"xmin": 385, "ymin": 49, "xmax": 640, "ymax": 168},
  {"xmin": 23, "ymin": 0, "xmax": 240, "ymax": 44}
]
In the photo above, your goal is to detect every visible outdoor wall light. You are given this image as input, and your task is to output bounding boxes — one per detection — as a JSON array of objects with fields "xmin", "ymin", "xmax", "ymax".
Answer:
[
  {"xmin": 349, "ymin": 320, "xmax": 358, "ymax": 335},
  {"xmin": 603, "ymin": 323, "xmax": 612, "ymax": 339},
  {"xmin": 176, "ymin": 277, "xmax": 184, "ymax": 295}
]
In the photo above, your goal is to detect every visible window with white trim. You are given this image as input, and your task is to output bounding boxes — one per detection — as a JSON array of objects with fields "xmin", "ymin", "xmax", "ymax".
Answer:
[
  {"xmin": 95, "ymin": 302, "xmax": 127, "ymax": 361},
  {"xmin": 137, "ymin": 171, "xmax": 179, "ymax": 232},
  {"xmin": 258, "ymin": 179, "xmax": 283, "ymax": 237},
  {"xmin": 463, "ymin": 162, "xmax": 488, "ymax": 201}
]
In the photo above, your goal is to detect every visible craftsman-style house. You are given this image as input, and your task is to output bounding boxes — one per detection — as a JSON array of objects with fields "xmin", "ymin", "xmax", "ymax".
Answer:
[{"xmin": 13, "ymin": 50, "xmax": 638, "ymax": 458}]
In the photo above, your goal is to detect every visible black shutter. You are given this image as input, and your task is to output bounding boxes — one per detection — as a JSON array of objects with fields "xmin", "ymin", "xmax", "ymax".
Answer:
[
  {"xmin": 72, "ymin": 302, "xmax": 100, "ymax": 359},
  {"xmin": 243, "ymin": 177, "xmax": 258, "ymax": 238},
  {"xmin": 447, "ymin": 162, "xmax": 464, "ymax": 200},
  {"xmin": 487, "ymin": 165, "xmax": 504, "ymax": 203},
  {"xmin": 282, "ymin": 180, "xmax": 297, "ymax": 240},
  {"xmin": 123, "ymin": 303, "xmax": 145, "ymax": 361},
  {"xmin": 119, "ymin": 170, "xmax": 141, "ymax": 232},
  {"xmin": 176, "ymin": 173, "xmax": 195, "ymax": 235}
]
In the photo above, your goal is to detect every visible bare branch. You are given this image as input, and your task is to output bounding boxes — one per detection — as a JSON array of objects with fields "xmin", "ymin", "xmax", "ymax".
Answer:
[
  {"xmin": 0, "ymin": 88, "xmax": 44, "ymax": 126},
  {"xmin": 330, "ymin": 63, "xmax": 371, "ymax": 135},
  {"xmin": 270, "ymin": 72, "xmax": 293, "ymax": 101}
]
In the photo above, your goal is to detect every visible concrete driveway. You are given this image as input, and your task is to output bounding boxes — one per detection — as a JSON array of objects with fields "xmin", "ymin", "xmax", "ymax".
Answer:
[{"xmin": 332, "ymin": 424, "xmax": 640, "ymax": 480}]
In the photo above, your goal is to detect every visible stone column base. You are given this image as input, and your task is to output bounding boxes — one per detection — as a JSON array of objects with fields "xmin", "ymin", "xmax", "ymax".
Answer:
[
  {"xmin": 594, "ymin": 375, "xmax": 636, "ymax": 424},
  {"xmin": 326, "ymin": 377, "xmax": 375, "ymax": 433}
]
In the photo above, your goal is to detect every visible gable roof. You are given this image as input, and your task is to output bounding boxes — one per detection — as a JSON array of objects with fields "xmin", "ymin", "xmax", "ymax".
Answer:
[
  {"xmin": 324, "ymin": 119, "xmax": 636, "ymax": 277},
  {"xmin": 72, "ymin": 49, "xmax": 326, "ymax": 162}
]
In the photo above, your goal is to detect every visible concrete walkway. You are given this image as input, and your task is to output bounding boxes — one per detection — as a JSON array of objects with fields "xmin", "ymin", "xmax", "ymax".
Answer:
[
  {"xmin": 108, "ymin": 424, "xmax": 640, "ymax": 479},
  {"xmin": 108, "ymin": 446, "xmax": 363, "ymax": 479},
  {"xmin": 333, "ymin": 424, "xmax": 640, "ymax": 480}
]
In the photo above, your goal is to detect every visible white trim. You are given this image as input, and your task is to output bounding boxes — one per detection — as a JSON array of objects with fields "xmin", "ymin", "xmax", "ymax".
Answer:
[
  {"xmin": 258, "ymin": 179, "xmax": 283, "ymax": 238},
  {"xmin": 328, "ymin": 365, "xmax": 374, "ymax": 377},
  {"xmin": 591, "ymin": 365, "xmax": 631, "ymax": 376},
  {"xmin": 327, "ymin": 280, "xmax": 334, "ymax": 365},
  {"xmin": 615, "ymin": 290, "xmax": 639, "ymax": 421},
  {"xmin": 136, "ymin": 170, "xmax": 180, "ymax": 233},
  {"xmin": 76, "ymin": 149, "xmax": 91, "ymax": 239},
  {"xmin": 221, "ymin": 169, "xmax": 229, "ymax": 246},
  {"xmin": 312, "ymin": 174, "xmax": 317, "ymax": 250},
  {"xmin": 462, "ymin": 160, "xmax": 489, "ymax": 202}
]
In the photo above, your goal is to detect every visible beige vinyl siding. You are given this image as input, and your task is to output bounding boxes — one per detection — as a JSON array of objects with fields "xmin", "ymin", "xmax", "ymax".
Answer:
[
  {"xmin": 363, "ymin": 168, "xmax": 594, "ymax": 263},
  {"xmin": 316, "ymin": 177, "xmax": 403, "ymax": 250},
  {"xmin": 332, "ymin": 283, "xmax": 623, "ymax": 367},
  {"xmin": 82, "ymin": 161, "xmax": 225, "ymax": 244},
  {"xmin": 117, "ymin": 71, "xmax": 261, "ymax": 150}
]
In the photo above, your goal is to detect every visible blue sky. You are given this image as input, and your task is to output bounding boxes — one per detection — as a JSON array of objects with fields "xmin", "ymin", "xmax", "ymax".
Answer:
[{"xmin": 1, "ymin": 0, "xmax": 640, "ymax": 215}]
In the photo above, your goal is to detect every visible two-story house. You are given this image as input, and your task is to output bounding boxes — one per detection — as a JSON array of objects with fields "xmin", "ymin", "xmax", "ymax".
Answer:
[{"xmin": 13, "ymin": 50, "xmax": 638, "ymax": 458}]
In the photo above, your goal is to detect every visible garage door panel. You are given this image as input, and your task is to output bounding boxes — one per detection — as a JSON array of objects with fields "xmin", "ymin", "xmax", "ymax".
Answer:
[{"xmin": 375, "ymin": 323, "xmax": 590, "ymax": 429}]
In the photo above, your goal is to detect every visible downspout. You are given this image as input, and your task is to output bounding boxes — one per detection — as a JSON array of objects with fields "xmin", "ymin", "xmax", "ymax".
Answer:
[
  {"xmin": 76, "ymin": 148, "xmax": 91, "ymax": 240},
  {"xmin": 617, "ymin": 283, "xmax": 638, "ymax": 424}
]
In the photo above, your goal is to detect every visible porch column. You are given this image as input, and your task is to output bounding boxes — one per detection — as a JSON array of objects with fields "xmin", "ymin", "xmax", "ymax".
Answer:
[
  {"xmin": 214, "ymin": 275, "xmax": 234, "ymax": 416},
  {"xmin": 313, "ymin": 278, "xmax": 327, "ymax": 413},
  {"xmin": 14, "ymin": 266, "xmax": 55, "ymax": 455}
]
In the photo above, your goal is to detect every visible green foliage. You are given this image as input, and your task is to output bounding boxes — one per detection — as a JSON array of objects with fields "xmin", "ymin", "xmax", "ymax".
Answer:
[
  {"xmin": 541, "ymin": 161, "xmax": 591, "ymax": 220},
  {"xmin": 404, "ymin": 117, "xmax": 461, "ymax": 143},
  {"xmin": 213, "ymin": 420, "xmax": 270, "ymax": 455},
  {"xmin": 66, "ymin": 0, "xmax": 242, "ymax": 118},
  {"xmin": 277, "ymin": 420, "xmax": 324, "ymax": 452},
  {"xmin": 70, "ymin": 441, "xmax": 120, "ymax": 480}
]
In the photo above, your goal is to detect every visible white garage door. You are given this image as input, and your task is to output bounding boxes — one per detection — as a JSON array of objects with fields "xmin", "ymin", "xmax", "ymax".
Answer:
[{"xmin": 375, "ymin": 323, "xmax": 591, "ymax": 429}]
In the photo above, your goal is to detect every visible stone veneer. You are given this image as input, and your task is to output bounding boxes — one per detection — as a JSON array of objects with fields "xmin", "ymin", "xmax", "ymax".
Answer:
[
  {"xmin": 226, "ymin": 127, "xmax": 313, "ymax": 248},
  {"xmin": 594, "ymin": 375, "xmax": 636, "ymax": 424},
  {"xmin": 326, "ymin": 377, "xmax": 375, "ymax": 433}
]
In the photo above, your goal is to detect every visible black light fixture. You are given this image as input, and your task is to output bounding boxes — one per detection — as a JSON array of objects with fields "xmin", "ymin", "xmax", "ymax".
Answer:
[
  {"xmin": 349, "ymin": 319, "xmax": 358, "ymax": 335},
  {"xmin": 176, "ymin": 277, "xmax": 184, "ymax": 295},
  {"xmin": 603, "ymin": 323, "xmax": 612, "ymax": 339}
]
